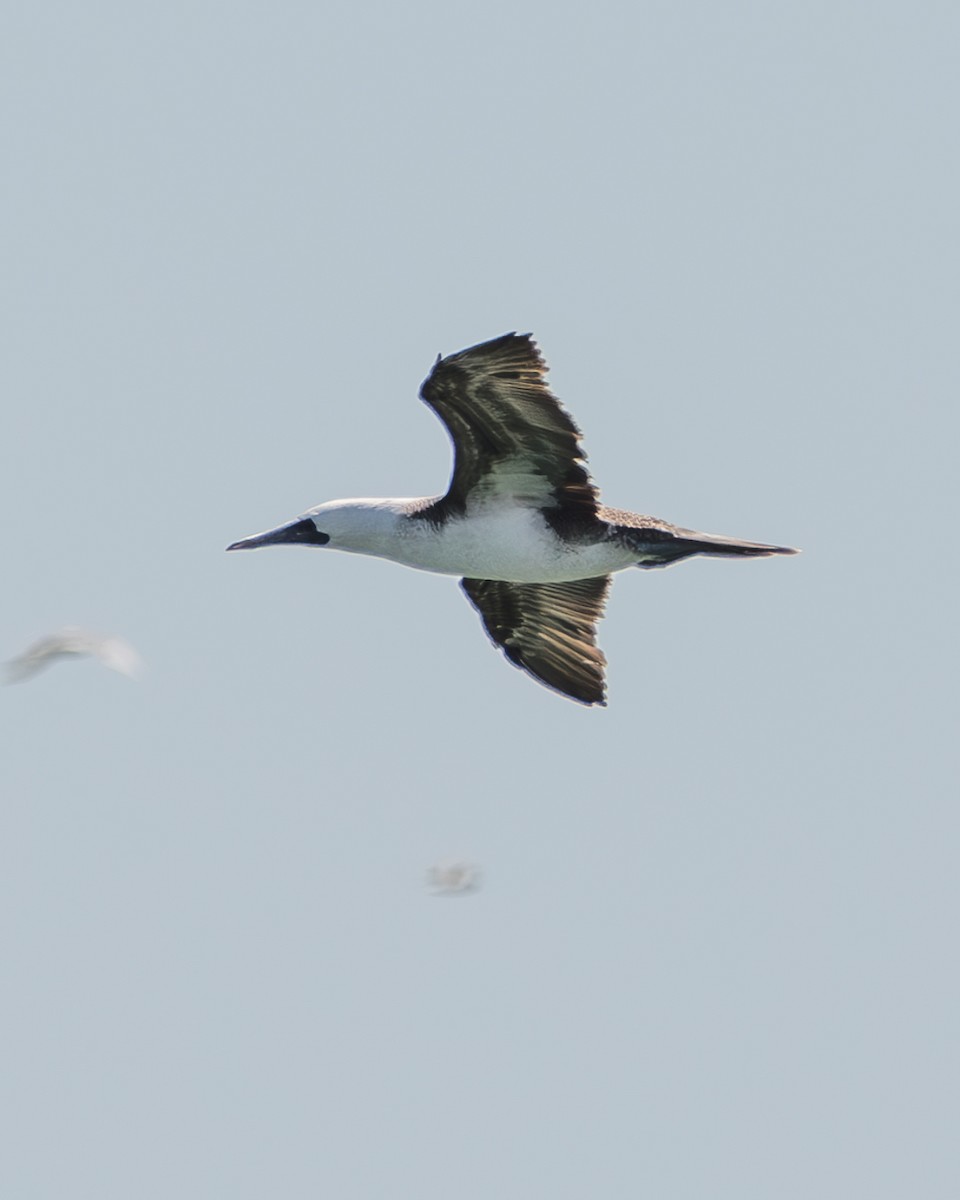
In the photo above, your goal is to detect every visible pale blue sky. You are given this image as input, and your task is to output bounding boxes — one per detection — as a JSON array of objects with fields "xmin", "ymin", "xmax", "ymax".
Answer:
[{"xmin": 2, "ymin": 3, "xmax": 958, "ymax": 1197}]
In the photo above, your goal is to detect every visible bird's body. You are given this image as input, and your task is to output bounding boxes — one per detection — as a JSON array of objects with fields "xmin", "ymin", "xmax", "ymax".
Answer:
[
  {"xmin": 298, "ymin": 498, "xmax": 641, "ymax": 582},
  {"xmin": 229, "ymin": 333, "xmax": 797, "ymax": 705},
  {"xmin": 292, "ymin": 496, "xmax": 784, "ymax": 584}
]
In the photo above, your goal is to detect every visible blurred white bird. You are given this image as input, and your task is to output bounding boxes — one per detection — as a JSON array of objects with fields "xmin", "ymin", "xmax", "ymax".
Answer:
[
  {"xmin": 4, "ymin": 628, "xmax": 142, "ymax": 684},
  {"xmin": 426, "ymin": 859, "xmax": 482, "ymax": 896}
]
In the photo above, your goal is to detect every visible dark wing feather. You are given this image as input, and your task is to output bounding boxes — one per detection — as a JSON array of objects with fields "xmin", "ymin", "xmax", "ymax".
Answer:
[
  {"xmin": 461, "ymin": 576, "xmax": 611, "ymax": 706},
  {"xmin": 419, "ymin": 333, "xmax": 599, "ymax": 521}
]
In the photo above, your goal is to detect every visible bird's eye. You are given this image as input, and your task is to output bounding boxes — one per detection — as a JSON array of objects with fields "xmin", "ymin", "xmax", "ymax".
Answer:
[{"xmin": 284, "ymin": 520, "xmax": 329, "ymax": 546}]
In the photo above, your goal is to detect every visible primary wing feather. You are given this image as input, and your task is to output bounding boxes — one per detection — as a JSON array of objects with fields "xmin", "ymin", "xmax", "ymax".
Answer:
[
  {"xmin": 419, "ymin": 333, "xmax": 599, "ymax": 519},
  {"xmin": 461, "ymin": 575, "xmax": 611, "ymax": 706}
]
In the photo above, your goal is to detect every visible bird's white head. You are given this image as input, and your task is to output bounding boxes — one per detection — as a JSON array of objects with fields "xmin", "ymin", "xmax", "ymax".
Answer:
[{"xmin": 226, "ymin": 498, "xmax": 406, "ymax": 557}]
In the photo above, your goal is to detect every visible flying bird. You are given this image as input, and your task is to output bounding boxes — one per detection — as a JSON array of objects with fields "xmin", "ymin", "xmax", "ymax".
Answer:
[
  {"xmin": 5, "ymin": 628, "xmax": 142, "ymax": 684},
  {"xmin": 426, "ymin": 859, "xmax": 482, "ymax": 896},
  {"xmin": 228, "ymin": 333, "xmax": 796, "ymax": 705}
]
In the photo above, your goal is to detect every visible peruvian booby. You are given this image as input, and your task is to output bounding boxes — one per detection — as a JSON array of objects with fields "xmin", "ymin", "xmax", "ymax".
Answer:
[{"xmin": 227, "ymin": 333, "xmax": 796, "ymax": 705}]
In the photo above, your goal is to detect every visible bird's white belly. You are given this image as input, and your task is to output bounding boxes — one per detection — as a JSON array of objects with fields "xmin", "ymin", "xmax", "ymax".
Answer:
[{"xmin": 386, "ymin": 510, "xmax": 633, "ymax": 582}]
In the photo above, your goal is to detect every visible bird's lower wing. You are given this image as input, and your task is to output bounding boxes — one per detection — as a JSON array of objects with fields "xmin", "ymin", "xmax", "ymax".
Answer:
[
  {"xmin": 4, "ymin": 647, "xmax": 71, "ymax": 683},
  {"xmin": 460, "ymin": 576, "xmax": 611, "ymax": 706}
]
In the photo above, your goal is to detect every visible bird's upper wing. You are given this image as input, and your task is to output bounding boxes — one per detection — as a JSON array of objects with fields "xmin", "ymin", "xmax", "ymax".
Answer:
[
  {"xmin": 418, "ymin": 333, "xmax": 599, "ymax": 521},
  {"xmin": 94, "ymin": 637, "xmax": 142, "ymax": 678},
  {"xmin": 460, "ymin": 575, "xmax": 611, "ymax": 706}
]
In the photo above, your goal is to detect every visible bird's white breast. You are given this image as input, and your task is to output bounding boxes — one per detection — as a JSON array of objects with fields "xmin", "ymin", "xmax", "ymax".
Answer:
[{"xmin": 385, "ymin": 508, "xmax": 633, "ymax": 582}]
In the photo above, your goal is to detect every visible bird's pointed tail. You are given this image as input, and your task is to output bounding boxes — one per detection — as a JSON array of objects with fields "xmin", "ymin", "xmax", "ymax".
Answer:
[
  {"xmin": 670, "ymin": 528, "xmax": 799, "ymax": 559},
  {"xmin": 618, "ymin": 522, "xmax": 799, "ymax": 568}
]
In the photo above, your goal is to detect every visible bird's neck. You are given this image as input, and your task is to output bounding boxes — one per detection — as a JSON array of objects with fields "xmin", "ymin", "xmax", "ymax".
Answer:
[{"xmin": 322, "ymin": 497, "xmax": 418, "ymax": 555}]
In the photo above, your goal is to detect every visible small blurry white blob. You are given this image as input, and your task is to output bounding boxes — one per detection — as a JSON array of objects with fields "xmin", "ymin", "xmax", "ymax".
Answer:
[
  {"xmin": 426, "ymin": 859, "xmax": 482, "ymax": 896},
  {"xmin": 4, "ymin": 628, "xmax": 142, "ymax": 684}
]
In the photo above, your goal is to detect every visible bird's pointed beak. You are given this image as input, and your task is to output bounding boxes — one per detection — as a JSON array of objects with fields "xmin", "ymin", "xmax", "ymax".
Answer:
[{"xmin": 226, "ymin": 517, "xmax": 329, "ymax": 551}]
